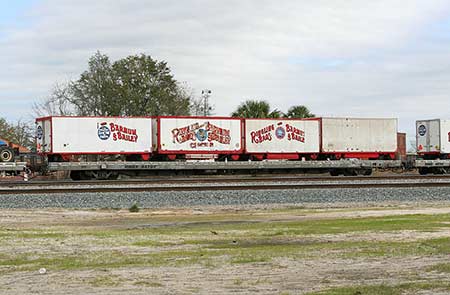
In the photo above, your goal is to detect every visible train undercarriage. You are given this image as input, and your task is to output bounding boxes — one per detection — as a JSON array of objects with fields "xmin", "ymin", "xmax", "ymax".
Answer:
[{"xmin": 42, "ymin": 159, "xmax": 401, "ymax": 180}]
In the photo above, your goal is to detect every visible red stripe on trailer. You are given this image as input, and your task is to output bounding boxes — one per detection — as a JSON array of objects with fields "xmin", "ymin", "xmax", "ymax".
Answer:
[{"xmin": 266, "ymin": 153, "xmax": 299, "ymax": 160}]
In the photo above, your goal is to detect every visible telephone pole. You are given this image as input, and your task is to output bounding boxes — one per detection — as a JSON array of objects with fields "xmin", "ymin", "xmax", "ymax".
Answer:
[{"xmin": 201, "ymin": 89, "xmax": 212, "ymax": 116}]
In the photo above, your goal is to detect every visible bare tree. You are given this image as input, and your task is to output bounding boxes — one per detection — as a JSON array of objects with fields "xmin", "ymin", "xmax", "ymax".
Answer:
[{"xmin": 33, "ymin": 82, "xmax": 75, "ymax": 117}]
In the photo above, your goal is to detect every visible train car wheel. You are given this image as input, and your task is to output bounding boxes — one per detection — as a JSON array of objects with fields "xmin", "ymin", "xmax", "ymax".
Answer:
[
  {"xmin": 418, "ymin": 167, "xmax": 429, "ymax": 175},
  {"xmin": 70, "ymin": 171, "xmax": 82, "ymax": 181},
  {"xmin": 0, "ymin": 147, "xmax": 14, "ymax": 162},
  {"xmin": 363, "ymin": 168, "xmax": 373, "ymax": 176},
  {"xmin": 355, "ymin": 168, "xmax": 372, "ymax": 176},
  {"xmin": 343, "ymin": 169, "xmax": 357, "ymax": 176},
  {"xmin": 329, "ymin": 169, "xmax": 340, "ymax": 176},
  {"xmin": 70, "ymin": 171, "xmax": 93, "ymax": 180}
]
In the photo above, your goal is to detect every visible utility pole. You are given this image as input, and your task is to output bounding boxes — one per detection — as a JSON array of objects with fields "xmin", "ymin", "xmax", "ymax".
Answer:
[{"xmin": 201, "ymin": 89, "xmax": 212, "ymax": 116}]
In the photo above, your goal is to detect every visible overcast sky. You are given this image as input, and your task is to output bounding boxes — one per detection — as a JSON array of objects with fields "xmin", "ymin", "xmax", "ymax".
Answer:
[{"xmin": 1, "ymin": 0, "xmax": 450, "ymax": 138}]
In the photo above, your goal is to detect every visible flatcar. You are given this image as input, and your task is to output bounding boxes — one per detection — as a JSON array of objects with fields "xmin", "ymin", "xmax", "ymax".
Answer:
[{"xmin": 35, "ymin": 115, "xmax": 401, "ymax": 179}]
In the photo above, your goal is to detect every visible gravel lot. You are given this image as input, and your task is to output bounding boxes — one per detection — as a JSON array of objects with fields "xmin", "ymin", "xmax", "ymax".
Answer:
[{"xmin": 1, "ymin": 187, "xmax": 450, "ymax": 208}]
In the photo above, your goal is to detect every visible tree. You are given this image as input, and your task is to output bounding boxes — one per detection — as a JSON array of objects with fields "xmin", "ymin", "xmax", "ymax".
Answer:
[
  {"xmin": 0, "ymin": 118, "xmax": 34, "ymax": 150},
  {"xmin": 36, "ymin": 52, "xmax": 193, "ymax": 117},
  {"xmin": 112, "ymin": 54, "xmax": 190, "ymax": 116},
  {"xmin": 284, "ymin": 105, "xmax": 315, "ymax": 118},
  {"xmin": 69, "ymin": 51, "xmax": 118, "ymax": 116},
  {"xmin": 231, "ymin": 100, "xmax": 281, "ymax": 118},
  {"xmin": 33, "ymin": 82, "xmax": 75, "ymax": 117},
  {"xmin": 8, "ymin": 120, "xmax": 34, "ymax": 150},
  {"xmin": 0, "ymin": 118, "xmax": 14, "ymax": 139}
]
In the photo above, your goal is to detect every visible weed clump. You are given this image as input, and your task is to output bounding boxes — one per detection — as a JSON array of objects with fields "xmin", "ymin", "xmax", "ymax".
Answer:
[{"xmin": 129, "ymin": 203, "xmax": 140, "ymax": 213}]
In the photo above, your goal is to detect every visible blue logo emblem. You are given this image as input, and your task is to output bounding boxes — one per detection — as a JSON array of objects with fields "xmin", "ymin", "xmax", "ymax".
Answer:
[
  {"xmin": 418, "ymin": 125, "xmax": 426, "ymax": 136},
  {"xmin": 275, "ymin": 126, "xmax": 286, "ymax": 139},
  {"xmin": 196, "ymin": 129, "xmax": 208, "ymax": 141},
  {"xmin": 98, "ymin": 125, "xmax": 111, "ymax": 140},
  {"xmin": 36, "ymin": 125, "xmax": 43, "ymax": 140}
]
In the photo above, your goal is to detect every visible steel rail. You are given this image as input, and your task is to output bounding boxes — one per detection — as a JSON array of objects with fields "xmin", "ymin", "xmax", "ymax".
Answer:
[
  {"xmin": 1, "ymin": 181, "xmax": 450, "ymax": 195},
  {"xmin": 1, "ymin": 174, "xmax": 449, "ymax": 187}
]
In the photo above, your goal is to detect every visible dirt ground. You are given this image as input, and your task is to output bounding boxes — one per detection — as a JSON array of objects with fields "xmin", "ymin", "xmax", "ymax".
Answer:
[{"xmin": 1, "ymin": 203, "xmax": 450, "ymax": 294}]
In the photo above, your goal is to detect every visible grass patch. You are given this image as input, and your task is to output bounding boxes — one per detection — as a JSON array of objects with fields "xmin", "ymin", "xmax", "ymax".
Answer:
[
  {"xmin": 308, "ymin": 281, "xmax": 450, "ymax": 294},
  {"xmin": 132, "ymin": 240, "xmax": 173, "ymax": 247},
  {"xmin": 88, "ymin": 275, "xmax": 122, "ymax": 287},
  {"xmin": 129, "ymin": 203, "xmax": 140, "ymax": 213},
  {"xmin": 426, "ymin": 262, "xmax": 450, "ymax": 273},
  {"xmin": 231, "ymin": 255, "xmax": 271, "ymax": 264},
  {"xmin": 134, "ymin": 280, "xmax": 164, "ymax": 287},
  {"xmin": 2, "ymin": 211, "xmax": 450, "ymax": 273},
  {"xmin": 0, "ymin": 230, "xmax": 67, "ymax": 239},
  {"xmin": 0, "ymin": 235, "xmax": 435, "ymax": 272},
  {"xmin": 84, "ymin": 213, "xmax": 450, "ymax": 238}
]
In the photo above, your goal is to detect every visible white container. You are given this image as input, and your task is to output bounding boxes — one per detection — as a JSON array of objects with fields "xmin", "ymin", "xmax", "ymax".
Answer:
[
  {"xmin": 244, "ymin": 119, "xmax": 320, "ymax": 153},
  {"xmin": 154, "ymin": 117, "xmax": 242, "ymax": 153},
  {"xmin": 36, "ymin": 117, "xmax": 153, "ymax": 154},
  {"xmin": 416, "ymin": 119, "xmax": 450, "ymax": 153},
  {"xmin": 321, "ymin": 117, "xmax": 397, "ymax": 153}
]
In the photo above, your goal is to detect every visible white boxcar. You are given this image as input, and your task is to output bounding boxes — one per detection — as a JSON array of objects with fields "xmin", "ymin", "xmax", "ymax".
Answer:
[
  {"xmin": 321, "ymin": 117, "xmax": 397, "ymax": 153},
  {"xmin": 36, "ymin": 117, "xmax": 153, "ymax": 154},
  {"xmin": 244, "ymin": 119, "xmax": 320, "ymax": 153},
  {"xmin": 416, "ymin": 119, "xmax": 450, "ymax": 153},
  {"xmin": 154, "ymin": 117, "xmax": 242, "ymax": 153}
]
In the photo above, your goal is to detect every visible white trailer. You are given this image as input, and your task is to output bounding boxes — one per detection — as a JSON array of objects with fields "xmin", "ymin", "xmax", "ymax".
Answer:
[
  {"xmin": 244, "ymin": 119, "xmax": 320, "ymax": 159},
  {"xmin": 36, "ymin": 116, "xmax": 153, "ymax": 155},
  {"xmin": 153, "ymin": 117, "xmax": 242, "ymax": 159},
  {"xmin": 416, "ymin": 119, "xmax": 450, "ymax": 154},
  {"xmin": 320, "ymin": 117, "xmax": 398, "ymax": 156}
]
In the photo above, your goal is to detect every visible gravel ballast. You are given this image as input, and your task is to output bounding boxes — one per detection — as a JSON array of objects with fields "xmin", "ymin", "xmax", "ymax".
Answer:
[{"xmin": 1, "ymin": 187, "xmax": 450, "ymax": 209}]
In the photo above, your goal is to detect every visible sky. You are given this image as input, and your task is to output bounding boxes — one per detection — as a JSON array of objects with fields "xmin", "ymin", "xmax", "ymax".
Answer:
[{"xmin": 1, "ymin": 1, "xmax": 450, "ymax": 141}]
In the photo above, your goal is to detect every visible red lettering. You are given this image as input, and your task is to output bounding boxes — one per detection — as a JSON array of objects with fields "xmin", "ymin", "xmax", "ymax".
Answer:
[
  {"xmin": 106, "ymin": 122, "xmax": 139, "ymax": 143},
  {"xmin": 172, "ymin": 122, "xmax": 232, "ymax": 145},
  {"xmin": 250, "ymin": 124, "xmax": 275, "ymax": 144}
]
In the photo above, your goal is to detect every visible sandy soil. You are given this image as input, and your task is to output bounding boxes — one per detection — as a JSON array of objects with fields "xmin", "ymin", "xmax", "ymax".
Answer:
[{"xmin": 1, "ymin": 203, "xmax": 450, "ymax": 294}]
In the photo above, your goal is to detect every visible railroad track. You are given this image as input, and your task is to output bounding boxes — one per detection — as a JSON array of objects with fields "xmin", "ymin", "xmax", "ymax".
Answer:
[
  {"xmin": 1, "ymin": 174, "xmax": 450, "ymax": 187},
  {"xmin": 1, "ymin": 175, "xmax": 450, "ymax": 194}
]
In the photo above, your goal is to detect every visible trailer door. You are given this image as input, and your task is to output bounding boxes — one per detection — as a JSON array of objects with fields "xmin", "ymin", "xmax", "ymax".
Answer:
[{"xmin": 416, "ymin": 120, "xmax": 440, "ymax": 153}]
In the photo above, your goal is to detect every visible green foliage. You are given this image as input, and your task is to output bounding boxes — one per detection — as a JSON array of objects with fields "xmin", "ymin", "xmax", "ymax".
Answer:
[
  {"xmin": 129, "ymin": 203, "xmax": 140, "ymax": 213},
  {"xmin": 231, "ymin": 100, "xmax": 281, "ymax": 118},
  {"xmin": 231, "ymin": 100, "xmax": 314, "ymax": 119},
  {"xmin": 284, "ymin": 105, "xmax": 315, "ymax": 118},
  {"xmin": 111, "ymin": 54, "xmax": 190, "ymax": 116},
  {"xmin": 69, "ymin": 52, "xmax": 118, "ymax": 116},
  {"xmin": 40, "ymin": 51, "xmax": 192, "ymax": 116}
]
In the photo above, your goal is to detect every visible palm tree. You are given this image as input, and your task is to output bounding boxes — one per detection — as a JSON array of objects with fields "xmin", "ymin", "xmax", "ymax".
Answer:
[
  {"xmin": 231, "ymin": 100, "xmax": 281, "ymax": 118},
  {"xmin": 284, "ymin": 105, "xmax": 315, "ymax": 118}
]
